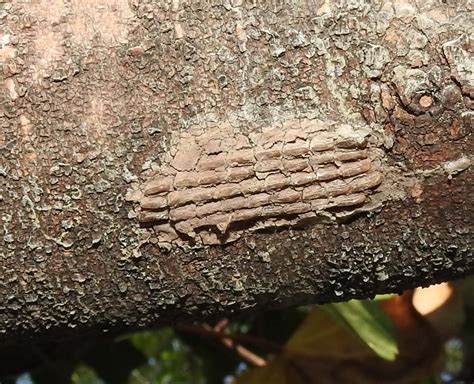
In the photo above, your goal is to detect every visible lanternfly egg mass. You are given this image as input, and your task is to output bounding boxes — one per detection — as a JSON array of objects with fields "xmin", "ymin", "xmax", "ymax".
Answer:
[{"xmin": 137, "ymin": 119, "xmax": 384, "ymax": 245}]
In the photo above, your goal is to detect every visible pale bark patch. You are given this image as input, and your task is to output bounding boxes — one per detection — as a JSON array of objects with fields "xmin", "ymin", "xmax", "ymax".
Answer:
[{"xmin": 16, "ymin": 0, "xmax": 133, "ymax": 78}]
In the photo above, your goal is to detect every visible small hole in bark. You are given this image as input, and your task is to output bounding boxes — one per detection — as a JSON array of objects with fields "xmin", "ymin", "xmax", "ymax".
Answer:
[{"xmin": 419, "ymin": 95, "xmax": 433, "ymax": 108}]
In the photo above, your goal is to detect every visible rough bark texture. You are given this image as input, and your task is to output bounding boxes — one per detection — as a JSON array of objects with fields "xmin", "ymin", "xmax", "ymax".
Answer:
[{"xmin": 0, "ymin": 0, "xmax": 472, "ymax": 362}]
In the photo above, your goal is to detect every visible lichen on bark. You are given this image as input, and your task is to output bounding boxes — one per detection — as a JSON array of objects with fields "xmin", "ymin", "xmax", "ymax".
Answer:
[{"xmin": 0, "ymin": 0, "xmax": 472, "ymax": 357}]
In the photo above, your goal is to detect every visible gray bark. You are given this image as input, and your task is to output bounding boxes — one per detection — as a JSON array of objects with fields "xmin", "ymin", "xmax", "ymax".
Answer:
[{"xmin": 0, "ymin": 0, "xmax": 472, "ymax": 365}]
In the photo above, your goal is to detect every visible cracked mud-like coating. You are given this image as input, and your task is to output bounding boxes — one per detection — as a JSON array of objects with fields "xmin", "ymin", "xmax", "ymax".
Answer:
[{"xmin": 136, "ymin": 119, "xmax": 384, "ymax": 245}]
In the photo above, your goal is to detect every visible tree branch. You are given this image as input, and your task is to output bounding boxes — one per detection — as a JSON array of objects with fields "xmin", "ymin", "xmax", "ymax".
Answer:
[{"xmin": 0, "ymin": 1, "xmax": 472, "ymax": 371}]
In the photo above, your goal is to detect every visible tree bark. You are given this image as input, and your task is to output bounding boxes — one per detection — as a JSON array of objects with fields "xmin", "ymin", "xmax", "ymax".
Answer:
[{"xmin": 0, "ymin": 0, "xmax": 472, "ymax": 361}]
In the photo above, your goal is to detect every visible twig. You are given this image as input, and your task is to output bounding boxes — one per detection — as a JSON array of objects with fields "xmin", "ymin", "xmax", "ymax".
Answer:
[
  {"xmin": 176, "ymin": 322, "xmax": 283, "ymax": 364},
  {"xmin": 200, "ymin": 322, "xmax": 267, "ymax": 367}
]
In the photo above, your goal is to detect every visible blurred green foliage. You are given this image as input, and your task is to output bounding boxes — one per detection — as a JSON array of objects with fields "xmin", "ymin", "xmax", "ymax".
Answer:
[
  {"xmin": 2, "ymin": 276, "xmax": 474, "ymax": 384},
  {"xmin": 323, "ymin": 299, "xmax": 398, "ymax": 360}
]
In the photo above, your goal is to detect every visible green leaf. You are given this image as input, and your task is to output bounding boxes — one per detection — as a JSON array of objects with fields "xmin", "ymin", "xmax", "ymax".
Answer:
[
  {"xmin": 71, "ymin": 364, "xmax": 103, "ymax": 384},
  {"xmin": 372, "ymin": 294, "xmax": 396, "ymax": 302},
  {"xmin": 129, "ymin": 328, "xmax": 175, "ymax": 359},
  {"xmin": 128, "ymin": 329, "xmax": 206, "ymax": 384},
  {"xmin": 323, "ymin": 300, "xmax": 399, "ymax": 361}
]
